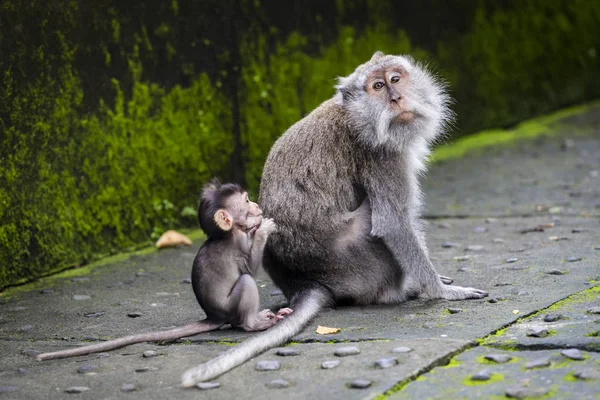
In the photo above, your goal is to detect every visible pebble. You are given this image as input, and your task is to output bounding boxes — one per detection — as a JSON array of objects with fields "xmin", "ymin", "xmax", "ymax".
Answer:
[
  {"xmin": 473, "ymin": 226, "xmax": 487, "ymax": 233},
  {"xmin": 595, "ymin": 246, "xmax": 600, "ymax": 251},
  {"xmin": 506, "ymin": 386, "xmax": 549, "ymax": 399},
  {"xmin": 84, "ymin": 311, "xmax": 105, "ymax": 318},
  {"xmin": 571, "ymin": 228, "xmax": 587, "ymax": 233},
  {"xmin": 334, "ymin": 346, "xmax": 361, "ymax": 357},
  {"xmin": 374, "ymin": 357, "xmax": 398, "ymax": 369},
  {"xmin": 121, "ymin": 383, "xmax": 139, "ymax": 392},
  {"xmin": 470, "ymin": 369, "xmax": 492, "ymax": 381},
  {"xmin": 485, "ymin": 218, "xmax": 497, "ymax": 223},
  {"xmin": 546, "ymin": 270, "xmax": 565, "ymax": 275},
  {"xmin": 492, "ymin": 238, "xmax": 506, "ymax": 244},
  {"xmin": 587, "ymin": 307, "xmax": 600, "ymax": 314},
  {"xmin": 76, "ymin": 365, "xmax": 96, "ymax": 374},
  {"xmin": 484, "ymin": 354, "xmax": 512, "ymax": 363},
  {"xmin": 276, "ymin": 348, "xmax": 300, "ymax": 356},
  {"xmin": 0, "ymin": 386, "xmax": 18, "ymax": 393},
  {"xmin": 526, "ymin": 328, "xmax": 549, "ymax": 338},
  {"xmin": 508, "ymin": 265, "xmax": 529, "ymax": 271},
  {"xmin": 453, "ymin": 255, "xmax": 470, "ymax": 262},
  {"xmin": 143, "ymin": 350, "xmax": 158, "ymax": 358},
  {"xmin": 255, "ymin": 360, "xmax": 281, "ymax": 371},
  {"xmin": 437, "ymin": 222, "xmax": 451, "ymax": 229},
  {"xmin": 348, "ymin": 379, "xmax": 372, "ymax": 389},
  {"xmin": 64, "ymin": 386, "xmax": 90, "ymax": 393},
  {"xmin": 422, "ymin": 322, "xmax": 436, "ymax": 329},
  {"xmin": 17, "ymin": 368, "xmax": 28, "ymax": 374},
  {"xmin": 505, "ymin": 258, "xmax": 519, "ymax": 263},
  {"xmin": 525, "ymin": 358, "xmax": 551, "ymax": 369},
  {"xmin": 572, "ymin": 368, "xmax": 600, "ymax": 380},
  {"xmin": 465, "ymin": 245, "xmax": 485, "ymax": 252},
  {"xmin": 321, "ymin": 360, "xmax": 340, "ymax": 369},
  {"xmin": 561, "ymin": 348, "xmax": 584, "ymax": 360},
  {"xmin": 72, "ymin": 295, "xmax": 90, "ymax": 301},
  {"xmin": 392, "ymin": 346, "xmax": 413, "ymax": 353},
  {"xmin": 441, "ymin": 242, "xmax": 460, "ymax": 248},
  {"xmin": 135, "ymin": 366, "xmax": 159, "ymax": 372},
  {"xmin": 181, "ymin": 278, "xmax": 192, "ymax": 284},
  {"xmin": 488, "ymin": 298, "xmax": 499, "ymax": 303},
  {"xmin": 19, "ymin": 325, "xmax": 34, "ymax": 331},
  {"xmin": 196, "ymin": 382, "xmax": 220, "ymax": 390},
  {"xmin": 97, "ymin": 353, "xmax": 110, "ymax": 359},
  {"xmin": 457, "ymin": 267, "xmax": 473, "ymax": 273},
  {"xmin": 266, "ymin": 379, "xmax": 289, "ymax": 389},
  {"xmin": 71, "ymin": 277, "xmax": 90, "ymax": 282},
  {"xmin": 136, "ymin": 272, "xmax": 151, "ymax": 277},
  {"xmin": 517, "ymin": 291, "xmax": 531, "ymax": 296},
  {"xmin": 543, "ymin": 313, "xmax": 562, "ymax": 322},
  {"xmin": 10, "ymin": 306, "xmax": 26, "ymax": 311},
  {"xmin": 270, "ymin": 289, "xmax": 284, "ymax": 296},
  {"xmin": 128, "ymin": 312, "xmax": 143, "ymax": 318},
  {"xmin": 40, "ymin": 289, "xmax": 54, "ymax": 294},
  {"xmin": 566, "ymin": 256, "xmax": 582, "ymax": 262},
  {"xmin": 447, "ymin": 308, "xmax": 462, "ymax": 314}
]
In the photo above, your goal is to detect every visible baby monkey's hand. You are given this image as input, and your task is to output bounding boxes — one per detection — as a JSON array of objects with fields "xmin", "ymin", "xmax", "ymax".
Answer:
[{"xmin": 256, "ymin": 218, "xmax": 277, "ymax": 237}]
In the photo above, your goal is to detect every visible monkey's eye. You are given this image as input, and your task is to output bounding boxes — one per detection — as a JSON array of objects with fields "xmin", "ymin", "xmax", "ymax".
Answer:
[
  {"xmin": 390, "ymin": 75, "xmax": 400, "ymax": 83},
  {"xmin": 373, "ymin": 81, "xmax": 385, "ymax": 90}
]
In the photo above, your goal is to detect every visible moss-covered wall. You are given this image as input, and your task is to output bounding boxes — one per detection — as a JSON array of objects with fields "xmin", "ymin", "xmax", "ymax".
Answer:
[{"xmin": 1, "ymin": 0, "xmax": 599, "ymax": 289}]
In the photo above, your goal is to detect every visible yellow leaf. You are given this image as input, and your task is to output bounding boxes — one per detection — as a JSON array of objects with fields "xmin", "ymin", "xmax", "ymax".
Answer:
[
  {"xmin": 316, "ymin": 326, "xmax": 341, "ymax": 335},
  {"xmin": 156, "ymin": 230, "xmax": 192, "ymax": 249}
]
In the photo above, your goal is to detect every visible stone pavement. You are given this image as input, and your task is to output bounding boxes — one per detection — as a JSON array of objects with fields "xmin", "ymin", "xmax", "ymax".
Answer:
[{"xmin": 1, "ymin": 104, "xmax": 599, "ymax": 399}]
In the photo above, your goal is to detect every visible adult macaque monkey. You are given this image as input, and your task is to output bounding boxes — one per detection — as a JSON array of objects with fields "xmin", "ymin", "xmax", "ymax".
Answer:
[
  {"xmin": 37, "ymin": 181, "xmax": 291, "ymax": 361},
  {"xmin": 181, "ymin": 52, "xmax": 487, "ymax": 386}
]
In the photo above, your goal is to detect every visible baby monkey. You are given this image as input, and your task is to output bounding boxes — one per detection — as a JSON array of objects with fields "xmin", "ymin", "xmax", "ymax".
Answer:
[{"xmin": 37, "ymin": 180, "xmax": 291, "ymax": 361}]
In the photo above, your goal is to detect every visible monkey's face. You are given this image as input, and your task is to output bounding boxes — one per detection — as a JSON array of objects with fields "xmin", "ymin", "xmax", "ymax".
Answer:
[
  {"xmin": 228, "ymin": 192, "xmax": 263, "ymax": 234},
  {"xmin": 365, "ymin": 66, "xmax": 415, "ymax": 124},
  {"xmin": 335, "ymin": 52, "xmax": 452, "ymax": 150}
]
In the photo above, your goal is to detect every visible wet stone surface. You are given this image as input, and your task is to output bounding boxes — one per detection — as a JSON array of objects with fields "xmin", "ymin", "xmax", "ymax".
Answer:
[{"xmin": 1, "ymin": 121, "xmax": 599, "ymax": 400}]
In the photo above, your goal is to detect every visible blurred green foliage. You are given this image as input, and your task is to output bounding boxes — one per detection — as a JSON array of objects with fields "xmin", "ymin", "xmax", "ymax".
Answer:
[{"xmin": 1, "ymin": 0, "xmax": 599, "ymax": 288}]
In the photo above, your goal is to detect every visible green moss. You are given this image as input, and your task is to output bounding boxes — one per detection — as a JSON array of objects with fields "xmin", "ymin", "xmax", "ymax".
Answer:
[
  {"xmin": 462, "ymin": 372, "xmax": 504, "ymax": 386},
  {"xmin": 586, "ymin": 331, "xmax": 599, "ymax": 337},
  {"xmin": 431, "ymin": 102, "xmax": 600, "ymax": 164}
]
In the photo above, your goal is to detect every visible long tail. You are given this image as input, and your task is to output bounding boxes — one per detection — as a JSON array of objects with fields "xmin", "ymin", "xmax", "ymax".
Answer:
[
  {"xmin": 181, "ymin": 288, "xmax": 330, "ymax": 387},
  {"xmin": 37, "ymin": 320, "xmax": 223, "ymax": 361}
]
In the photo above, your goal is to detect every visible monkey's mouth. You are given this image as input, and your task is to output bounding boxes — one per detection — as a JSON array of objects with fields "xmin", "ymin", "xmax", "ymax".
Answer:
[{"xmin": 394, "ymin": 111, "xmax": 415, "ymax": 123}]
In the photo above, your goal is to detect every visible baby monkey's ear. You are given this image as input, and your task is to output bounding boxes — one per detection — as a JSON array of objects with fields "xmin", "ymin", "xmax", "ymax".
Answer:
[{"xmin": 214, "ymin": 209, "xmax": 233, "ymax": 231}]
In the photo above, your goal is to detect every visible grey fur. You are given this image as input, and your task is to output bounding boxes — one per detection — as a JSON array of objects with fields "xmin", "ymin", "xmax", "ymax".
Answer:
[{"xmin": 180, "ymin": 52, "xmax": 487, "ymax": 386}]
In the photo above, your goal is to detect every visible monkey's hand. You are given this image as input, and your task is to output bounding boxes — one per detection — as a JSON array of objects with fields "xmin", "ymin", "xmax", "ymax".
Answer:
[{"xmin": 256, "ymin": 218, "xmax": 277, "ymax": 237}]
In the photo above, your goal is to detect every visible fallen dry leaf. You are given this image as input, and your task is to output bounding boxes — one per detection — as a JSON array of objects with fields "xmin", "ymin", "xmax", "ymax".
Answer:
[
  {"xmin": 156, "ymin": 230, "xmax": 192, "ymax": 249},
  {"xmin": 316, "ymin": 326, "xmax": 341, "ymax": 335}
]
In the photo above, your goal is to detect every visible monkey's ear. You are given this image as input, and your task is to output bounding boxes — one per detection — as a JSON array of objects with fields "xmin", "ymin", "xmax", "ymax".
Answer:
[
  {"xmin": 214, "ymin": 209, "xmax": 233, "ymax": 231},
  {"xmin": 370, "ymin": 51, "xmax": 385, "ymax": 61}
]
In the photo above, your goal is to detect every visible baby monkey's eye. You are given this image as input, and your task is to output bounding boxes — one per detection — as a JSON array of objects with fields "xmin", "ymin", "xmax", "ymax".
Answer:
[
  {"xmin": 390, "ymin": 75, "xmax": 400, "ymax": 83},
  {"xmin": 373, "ymin": 81, "xmax": 385, "ymax": 90}
]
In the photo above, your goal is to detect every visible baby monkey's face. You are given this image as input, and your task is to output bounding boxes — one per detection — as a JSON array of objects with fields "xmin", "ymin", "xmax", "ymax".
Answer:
[{"xmin": 227, "ymin": 191, "xmax": 263, "ymax": 233}]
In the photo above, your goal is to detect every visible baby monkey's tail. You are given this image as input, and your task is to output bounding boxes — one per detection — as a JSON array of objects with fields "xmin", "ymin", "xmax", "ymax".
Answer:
[
  {"xmin": 181, "ymin": 287, "xmax": 330, "ymax": 387},
  {"xmin": 37, "ymin": 320, "xmax": 223, "ymax": 361}
]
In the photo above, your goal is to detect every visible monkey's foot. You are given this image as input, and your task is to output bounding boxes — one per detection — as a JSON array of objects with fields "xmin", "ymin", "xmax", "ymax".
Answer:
[
  {"xmin": 276, "ymin": 307, "xmax": 293, "ymax": 318},
  {"xmin": 439, "ymin": 275, "xmax": 453, "ymax": 285},
  {"xmin": 435, "ymin": 285, "xmax": 488, "ymax": 300}
]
